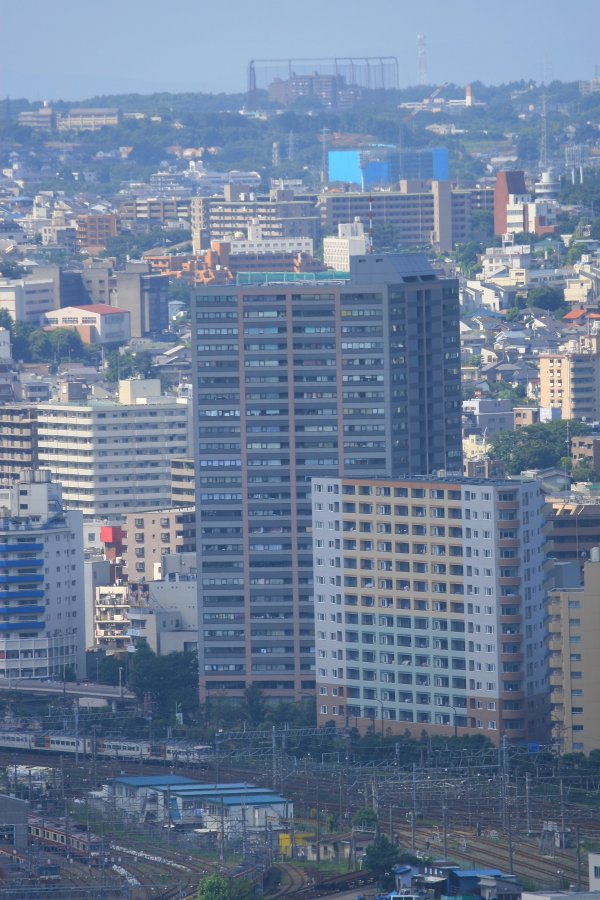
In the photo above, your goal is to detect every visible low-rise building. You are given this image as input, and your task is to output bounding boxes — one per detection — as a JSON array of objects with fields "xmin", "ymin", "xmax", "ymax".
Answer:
[
  {"xmin": 571, "ymin": 435, "xmax": 600, "ymax": 473},
  {"xmin": 462, "ymin": 399, "xmax": 514, "ymax": 435},
  {"xmin": 127, "ymin": 575, "xmax": 198, "ymax": 655},
  {"xmin": 0, "ymin": 277, "xmax": 56, "ymax": 325},
  {"xmin": 0, "ymin": 793, "xmax": 28, "ymax": 850},
  {"xmin": 107, "ymin": 775, "xmax": 292, "ymax": 833},
  {"xmin": 58, "ymin": 108, "xmax": 121, "ymax": 131},
  {"xmin": 75, "ymin": 214, "xmax": 120, "ymax": 253},
  {"xmin": 323, "ymin": 219, "xmax": 371, "ymax": 270},
  {"xmin": 43, "ymin": 304, "xmax": 131, "ymax": 344},
  {"xmin": 93, "ymin": 585, "xmax": 129, "ymax": 652},
  {"xmin": 122, "ymin": 505, "xmax": 196, "ymax": 582}
]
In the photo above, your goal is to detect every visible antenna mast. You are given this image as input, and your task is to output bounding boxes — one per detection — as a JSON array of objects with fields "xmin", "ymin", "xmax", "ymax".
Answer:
[{"xmin": 417, "ymin": 34, "xmax": 428, "ymax": 85}]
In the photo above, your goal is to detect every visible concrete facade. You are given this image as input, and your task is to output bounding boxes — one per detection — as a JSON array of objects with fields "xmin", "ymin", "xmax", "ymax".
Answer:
[
  {"xmin": 191, "ymin": 255, "xmax": 463, "ymax": 701},
  {"xmin": 0, "ymin": 470, "xmax": 84, "ymax": 679},
  {"xmin": 547, "ymin": 554, "xmax": 600, "ymax": 753},
  {"xmin": 313, "ymin": 475, "xmax": 548, "ymax": 743},
  {"xmin": 122, "ymin": 505, "xmax": 196, "ymax": 582},
  {"xmin": 36, "ymin": 380, "xmax": 189, "ymax": 519}
]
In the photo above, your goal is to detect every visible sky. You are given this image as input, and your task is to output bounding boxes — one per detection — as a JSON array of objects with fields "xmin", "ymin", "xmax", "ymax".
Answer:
[{"xmin": 2, "ymin": 0, "xmax": 600, "ymax": 101}]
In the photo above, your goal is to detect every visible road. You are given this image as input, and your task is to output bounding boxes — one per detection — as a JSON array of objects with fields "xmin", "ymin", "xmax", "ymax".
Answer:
[{"xmin": 0, "ymin": 677, "xmax": 135, "ymax": 701}]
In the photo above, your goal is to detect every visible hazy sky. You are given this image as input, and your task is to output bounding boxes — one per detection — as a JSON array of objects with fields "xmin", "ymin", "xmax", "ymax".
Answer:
[{"xmin": 3, "ymin": 0, "xmax": 600, "ymax": 100}]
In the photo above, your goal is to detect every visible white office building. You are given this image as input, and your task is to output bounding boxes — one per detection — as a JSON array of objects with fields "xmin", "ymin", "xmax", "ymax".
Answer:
[{"xmin": 0, "ymin": 470, "xmax": 84, "ymax": 679}]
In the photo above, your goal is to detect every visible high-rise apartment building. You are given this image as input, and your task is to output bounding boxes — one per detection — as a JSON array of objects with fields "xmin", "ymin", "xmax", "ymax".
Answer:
[
  {"xmin": 312, "ymin": 475, "xmax": 548, "ymax": 743},
  {"xmin": 0, "ymin": 405, "xmax": 39, "ymax": 481},
  {"xmin": 0, "ymin": 470, "xmax": 84, "ymax": 679},
  {"xmin": 192, "ymin": 255, "xmax": 462, "ymax": 701},
  {"xmin": 547, "ymin": 552, "xmax": 600, "ymax": 753},
  {"xmin": 37, "ymin": 380, "xmax": 189, "ymax": 519}
]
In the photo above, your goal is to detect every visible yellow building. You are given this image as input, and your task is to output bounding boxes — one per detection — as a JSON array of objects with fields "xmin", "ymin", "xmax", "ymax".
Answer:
[
  {"xmin": 547, "ymin": 552, "xmax": 600, "ymax": 753},
  {"xmin": 539, "ymin": 337, "xmax": 600, "ymax": 420}
]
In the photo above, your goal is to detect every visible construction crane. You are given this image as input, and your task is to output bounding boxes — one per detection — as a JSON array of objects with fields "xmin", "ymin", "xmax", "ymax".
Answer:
[{"xmin": 401, "ymin": 81, "xmax": 449, "ymax": 124}]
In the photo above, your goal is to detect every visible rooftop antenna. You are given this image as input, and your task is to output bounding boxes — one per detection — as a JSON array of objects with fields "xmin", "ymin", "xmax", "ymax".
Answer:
[
  {"xmin": 539, "ymin": 93, "xmax": 548, "ymax": 172},
  {"xmin": 320, "ymin": 126, "xmax": 329, "ymax": 185},
  {"xmin": 417, "ymin": 34, "xmax": 428, "ymax": 86}
]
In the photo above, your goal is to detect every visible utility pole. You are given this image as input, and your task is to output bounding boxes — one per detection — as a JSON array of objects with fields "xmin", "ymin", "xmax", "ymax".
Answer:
[
  {"xmin": 442, "ymin": 797, "xmax": 448, "ymax": 860},
  {"xmin": 411, "ymin": 763, "xmax": 417, "ymax": 851},
  {"xmin": 525, "ymin": 773, "xmax": 532, "ymax": 835},
  {"xmin": 560, "ymin": 778, "xmax": 566, "ymax": 847},
  {"xmin": 507, "ymin": 799, "xmax": 514, "ymax": 874},
  {"xmin": 576, "ymin": 824, "xmax": 582, "ymax": 890},
  {"xmin": 219, "ymin": 797, "xmax": 225, "ymax": 862}
]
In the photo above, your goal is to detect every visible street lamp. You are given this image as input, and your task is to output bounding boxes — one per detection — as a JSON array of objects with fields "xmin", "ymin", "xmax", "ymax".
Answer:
[{"xmin": 118, "ymin": 667, "xmax": 123, "ymax": 700}]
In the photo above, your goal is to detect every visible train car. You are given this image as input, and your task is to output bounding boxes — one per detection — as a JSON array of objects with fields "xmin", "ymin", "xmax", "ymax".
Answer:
[
  {"xmin": 0, "ymin": 730, "xmax": 36, "ymax": 750},
  {"xmin": 36, "ymin": 863, "xmax": 61, "ymax": 884},
  {"xmin": 43, "ymin": 734, "xmax": 91, "ymax": 755},
  {"xmin": 97, "ymin": 737, "xmax": 152, "ymax": 760},
  {"xmin": 28, "ymin": 816, "xmax": 108, "ymax": 866},
  {"xmin": 159, "ymin": 741, "xmax": 206, "ymax": 764}
]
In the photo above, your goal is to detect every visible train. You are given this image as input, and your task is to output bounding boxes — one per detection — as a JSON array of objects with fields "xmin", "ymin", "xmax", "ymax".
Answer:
[
  {"xmin": 28, "ymin": 816, "xmax": 108, "ymax": 865},
  {"xmin": 0, "ymin": 728, "xmax": 212, "ymax": 764}
]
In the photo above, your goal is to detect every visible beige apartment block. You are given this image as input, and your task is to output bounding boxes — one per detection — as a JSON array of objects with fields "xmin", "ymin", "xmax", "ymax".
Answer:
[
  {"xmin": 36, "ymin": 380, "xmax": 189, "ymax": 519},
  {"xmin": 122, "ymin": 505, "xmax": 195, "ymax": 582},
  {"xmin": 313, "ymin": 476, "xmax": 548, "ymax": 743},
  {"xmin": 547, "ymin": 553, "xmax": 600, "ymax": 753},
  {"xmin": 539, "ymin": 340, "xmax": 600, "ymax": 420}
]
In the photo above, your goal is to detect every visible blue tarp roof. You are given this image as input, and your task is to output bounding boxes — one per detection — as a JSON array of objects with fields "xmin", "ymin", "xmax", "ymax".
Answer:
[
  {"xmin": 452, "ymin": 870, "xmax": 505, "ymax": 878},
  {"xmin": 113, "ymin": 775, "xmax": 197, "ymax": 787}
]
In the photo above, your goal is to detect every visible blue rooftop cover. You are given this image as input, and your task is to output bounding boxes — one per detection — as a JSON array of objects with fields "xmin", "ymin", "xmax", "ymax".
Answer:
[
  {"xmin": 113, "ymin": 775, "xmax": 198, "ymax": 787},
  {"xmin": 453, "ymin": 870, "xmax": 506, "ymax": 878}
]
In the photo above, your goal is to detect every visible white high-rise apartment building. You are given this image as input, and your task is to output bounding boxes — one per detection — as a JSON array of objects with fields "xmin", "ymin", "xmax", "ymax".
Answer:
[
  {"xmin": 37, "ymin": 380, "xmax": 189, "ymax": 519},
  {"xmin": 312, "ymin": 475, "xmax": 548, "ymax": 743},
  {"xmin": 0, "ymin": 470, "xmax": 84, "ymax": 679}
]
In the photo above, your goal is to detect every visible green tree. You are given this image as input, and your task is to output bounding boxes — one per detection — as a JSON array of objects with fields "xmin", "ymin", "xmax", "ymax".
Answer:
[
  {"xmin": 526, "ymin": 285, "xmax": 565, "ymax": 312},
  {"xmin": 242, "ymin": 683, "xmax": 266, "ymax": 726},
  {"xmin": 48, "ymin": 328, "xmax": 88, "ymax": 362},
  {"xmin": 0, "ymin": 260, "xmax": 25, "ymax": 279},
  {"xmin": 453, "ymin": 241, "xmax": 483, "ymax": 278},
  {"xmin": 505, "ymin": 307, "xmax": 521, "ymax": 323},
  {"xmin": 105, "ymin": 349, "xmax": 156, "ymax": 381},
  {"xmin": 197, "ymin": 874, "xmax": 230, "ymax": 900},
  {"xmin": 352, "ymin": 808, "xmax": 378, "ymax": 828},
  {"xmin": 572, "ymin": 459, "xmax": 598, "ymax": 482},
  {"xmin": 229, "ymin": 879, "xmax": 258, "ymax": 900},
  {"xmin": 0, "ymin": 308, "xmax": 13, "ymax": 331},
  {"xmin": 363, "ymin": 834, "xmax": 402, "ymax": 880},
  {"xmin": 11, "ymin": 322, "xmax": 33, "ymax": 362},
  {"xmin": 128, "ymin": 641, "xmax": 199, "ymax": 720},
  {"xmin": 98, "ymin": 655, "xmax": 121, "ymax": 685},
  {"xmin": 28, "ymin": 329, "xmax": 52, "ymax": 362},
  {"xmin": 488, "ymin": 420, "xmax": 588, "ymax": 475}
]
